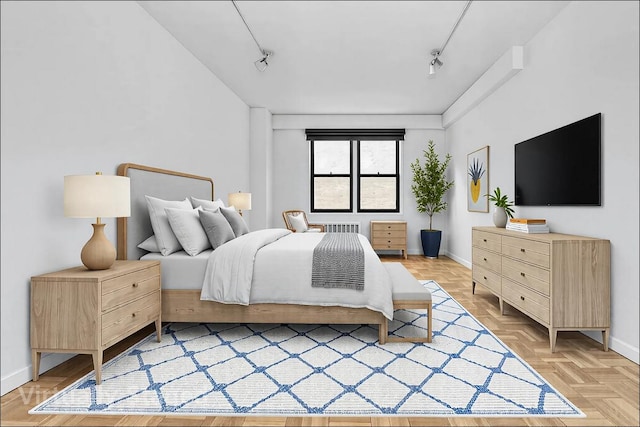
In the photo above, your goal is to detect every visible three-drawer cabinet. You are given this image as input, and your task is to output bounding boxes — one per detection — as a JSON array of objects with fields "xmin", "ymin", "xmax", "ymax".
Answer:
[
  {"xmin": 371, "ymin": 221, "xmax": 407, "ymax": 259},
  {"xmin": 30, "ymin": 260, "xmax": 161, "ymax": 384},
  {"xmin": 472, "ymin": 226, "xmax": 610, "ymax": 352}
]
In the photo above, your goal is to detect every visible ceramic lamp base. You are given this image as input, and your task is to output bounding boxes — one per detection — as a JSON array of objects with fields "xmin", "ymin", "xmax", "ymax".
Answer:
[{"xmin": 81, "ymin": 223, "xmax": 116, "ymax": 270}]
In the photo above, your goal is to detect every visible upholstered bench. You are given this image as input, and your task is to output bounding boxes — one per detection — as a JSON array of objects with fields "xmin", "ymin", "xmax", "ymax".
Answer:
[{"xmin": 383, "ymin": 262, "xmax": 432, "ymax": 343}]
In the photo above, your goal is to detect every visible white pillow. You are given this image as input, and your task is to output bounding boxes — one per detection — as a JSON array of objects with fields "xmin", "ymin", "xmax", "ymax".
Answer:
[
  {"xmin": 288, "ymin": 213, "xmax": 308, "ymax": 232},
  {"xmin": 190, "ymin": 197, "xmax": 225, "ymax": 211},
  {"xmin": 165, "ymin": 207, "xmax": 211, "ymax": 256},
  {"xmin": 137, "ymin": 235, "xmax": 160, "ymax": 253},
  {"xmin": 145, "ymin": 195, "xmax": 192, "ymax": 256}
]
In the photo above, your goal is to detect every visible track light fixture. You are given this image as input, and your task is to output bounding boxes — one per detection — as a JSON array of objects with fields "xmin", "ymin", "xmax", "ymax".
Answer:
[
  {"xmin": 254, "ymin": 50, "xmax": 273, "ymax": 72},
  {"xmin": 427, "ymin": 0, "xmax": 472, "ymax": 77},
  {"xmin": 232, "ymin": 0, "xmax": 274, "ymax": 72}
]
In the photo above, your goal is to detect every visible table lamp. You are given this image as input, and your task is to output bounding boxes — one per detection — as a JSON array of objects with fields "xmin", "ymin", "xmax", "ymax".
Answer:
[
  {"xmin": 64, "ymin": 172, "xmax": 130, "ymax": 270},
  {"xmin": 228, "ymin": 191, "xmax": 252, "ymax": 216}
]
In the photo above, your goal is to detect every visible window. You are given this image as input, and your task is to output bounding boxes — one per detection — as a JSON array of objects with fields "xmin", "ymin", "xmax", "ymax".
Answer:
[
  {"xmin": 357, "ymin": 140, "xmax": 400, "ymax": 212},
  {"xmin": 307, "ymin": 129, "xmax": 403, "ymax": 213}
]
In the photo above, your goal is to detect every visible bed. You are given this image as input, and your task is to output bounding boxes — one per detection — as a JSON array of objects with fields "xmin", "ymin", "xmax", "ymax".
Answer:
[{"xmin": 116, "ymin": 163, "xmax": 392, "ymax": 343}]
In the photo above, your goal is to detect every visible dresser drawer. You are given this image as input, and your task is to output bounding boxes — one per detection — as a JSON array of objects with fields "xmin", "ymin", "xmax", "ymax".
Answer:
[
  {"xmin": 502, "ymin": 257, "xmax": 550, "ymax": 296},
  {"xmin": 101, "ymin": 265, "xmax": 161, "ymax": 296},
  {"xmin": 372, "ymin": 230, "xmax": 406, "ymax": 240},
  {"xmin": 102, "ymin": 275, "xmax": 160, "ymax": 312},
  {"xmin": 372, "ymin": 237, "xmax": 406, "ymax": 246},
  {"xmin": 472, "ymin": 264, "xmax": 501, "ymax": 296},
  {"xmin": 502, "ymin": 236, "xmax": 550, "ymax": 268},
  {"xmin": 472, "ymin": 247, "xmax": 501, "ymax": 274},
  {"xmin": 372, "ymin": 223, "xmax": 406, "ymax": 232},
  {"xmin": 101, "ymin": 291, "xmax": 160, "ymax": 347},
  {"xmin": 472, "ymin": 230, "xmax": 501, "ymax": 253},
  {"xmin": 502, "ymin": 278, "xmax": 550, "ymax": 324}
]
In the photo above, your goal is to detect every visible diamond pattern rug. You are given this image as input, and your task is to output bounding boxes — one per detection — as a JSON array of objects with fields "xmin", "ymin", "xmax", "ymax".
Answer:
[{"xmin": 30, "ymin": 280, "xmax": 583, "ymax": 417}]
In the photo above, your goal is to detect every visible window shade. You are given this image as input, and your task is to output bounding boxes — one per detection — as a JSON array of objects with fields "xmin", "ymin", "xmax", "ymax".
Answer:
[{"xmin": 305, "ymin": 129, "xmax": 405, "ymax": 141}]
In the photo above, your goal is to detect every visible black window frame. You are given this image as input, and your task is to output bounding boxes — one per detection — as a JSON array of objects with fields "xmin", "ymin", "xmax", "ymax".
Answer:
[
  {"xmin": 356, "ymin": 139, "xmax": 401, "ymax": 213},
  {"xmin": 310, "ymin": 140, "xmax": 354, "ymax": 213},
  {"xmin": 306, "ymin": 129, "xmax": 404, "ymax": 214}
]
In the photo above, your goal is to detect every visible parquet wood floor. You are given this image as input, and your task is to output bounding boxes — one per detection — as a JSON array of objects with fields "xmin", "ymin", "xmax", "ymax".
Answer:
[{"xmin": 2, "ymin": 256, "xmax": 638, "ymax": 426}]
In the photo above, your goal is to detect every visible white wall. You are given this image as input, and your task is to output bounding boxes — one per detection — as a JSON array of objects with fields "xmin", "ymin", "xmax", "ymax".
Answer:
[
  {"xmin": 445, "ymin": 1, "xmax": 639, "ymax": 362},
  {"xmin": 0, "ymin": 1, "xmax": 250, "ymax": 394},
  {"xmin": 271, "ymin": 116, "xmax": 447, "ymax": 255}
]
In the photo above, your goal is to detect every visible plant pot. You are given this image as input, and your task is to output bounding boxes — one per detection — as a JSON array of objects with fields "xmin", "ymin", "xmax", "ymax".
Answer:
[
  {"xmin": 493, "ymin": 206, "xmax": 508, "ymax": 228},
  {"xmin": 420, "ymin": 229, "xmax": 442, "ymax": 258}
]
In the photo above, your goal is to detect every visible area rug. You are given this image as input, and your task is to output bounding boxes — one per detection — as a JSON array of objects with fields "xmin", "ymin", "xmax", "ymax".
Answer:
[{"xmin": 30, "ymin": 280, "xmax": 583, "ymax": 417}]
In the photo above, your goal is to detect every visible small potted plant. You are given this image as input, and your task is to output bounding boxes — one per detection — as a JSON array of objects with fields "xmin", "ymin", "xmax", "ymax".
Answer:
[
  {"xmin": 410, "ymin": 140, "xmax": 454, "ymax": 258},
  {"xmin": 487, "ymin": 187, "xmax": 515, "ymax": 227}
]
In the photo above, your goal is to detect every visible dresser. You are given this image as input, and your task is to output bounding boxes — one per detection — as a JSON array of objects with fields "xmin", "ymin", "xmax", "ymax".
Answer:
[
  {"xmin": 30, "ymin": 260, "xmax": 161, "ymax": 384},
  {"xmin": 371, "ymin": 221, "xmax": 407, "ymax": 259},
  {"xmin": 471, "ymin": 226, "xmax": 610, "ymax": 352}
]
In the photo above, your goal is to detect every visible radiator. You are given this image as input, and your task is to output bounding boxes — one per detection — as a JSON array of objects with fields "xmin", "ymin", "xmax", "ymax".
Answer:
[{"xmin": 321, "ymin": 222, "xmax": 361, "ymax": 233}]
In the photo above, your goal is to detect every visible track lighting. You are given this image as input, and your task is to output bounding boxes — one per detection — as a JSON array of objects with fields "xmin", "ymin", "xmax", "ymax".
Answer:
[
  {"xmin": 427, "ymin": 0, "xmax": 472, "ymax": 77},
  {"xmin": 429, "ymin": 50, "xmax": 443, "ymax": 76},
  {"xmin": 254, "ymin": 50, "xmax": 272, "ymax": 72}
]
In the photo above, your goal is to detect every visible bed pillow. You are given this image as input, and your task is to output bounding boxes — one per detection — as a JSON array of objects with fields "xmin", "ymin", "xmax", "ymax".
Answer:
[
  {"xmin": 287, "ymin": 212, "xmax": 308, "ymax": 232},
  {"xmin": 190, "ymin": 196, "xmax": 225, "ymax": 211},
  {"xmin": 137, "ymin": 235, "xmax": 160, "ymax": 253},
  {"xmin": 220, "ymin": 206, "xmax": 250, "ymax": 237},
  {"xmin": 145, "ymin": 195, "xmax": 192, "ymax": 256},
  {"xmin": 198, "ymin": 209, "xmax": 236, "ymax": 249},
  {"xmin": 165, "ymin": 206, "xmax": 211, "ymax": 256}
]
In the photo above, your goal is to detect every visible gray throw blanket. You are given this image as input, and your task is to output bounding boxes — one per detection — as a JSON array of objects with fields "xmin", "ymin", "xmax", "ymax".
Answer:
[{"xmin": 312, "ymin": 233, "xmax": 365, "ymax": 290}]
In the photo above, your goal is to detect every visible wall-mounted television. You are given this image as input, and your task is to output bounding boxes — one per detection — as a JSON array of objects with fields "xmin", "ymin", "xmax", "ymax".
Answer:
[{"xmin": 514, "ymin": 113, "xmax": 601, "ymax": 206}]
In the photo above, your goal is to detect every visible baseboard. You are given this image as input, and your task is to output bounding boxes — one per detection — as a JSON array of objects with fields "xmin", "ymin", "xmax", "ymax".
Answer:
[
  {"xmin": 444, "ymin": 250, "xmax": 471, "ymax": 268},
  {"xmin": 1, "ymin": 353, "xmax": 74, "ymax": 396}
]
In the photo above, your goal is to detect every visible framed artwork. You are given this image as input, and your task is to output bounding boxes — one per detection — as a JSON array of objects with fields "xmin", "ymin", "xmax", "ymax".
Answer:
[{"xmin": 467, "ymin": 146, "xmax": 489, "ymax": 212}]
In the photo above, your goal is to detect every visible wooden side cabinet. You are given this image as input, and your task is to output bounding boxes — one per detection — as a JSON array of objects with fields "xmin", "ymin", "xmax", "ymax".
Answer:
[
  {"xmin": 371, "ymin": 221, "xmax": 407, "ymax": 259},
  {"xmin": 471, "ymin": 226, "xmax": 610, "ymax": 352},
  {"xmin": 30, "ymin": 260, "xmax": 161, "ymax": 384}
]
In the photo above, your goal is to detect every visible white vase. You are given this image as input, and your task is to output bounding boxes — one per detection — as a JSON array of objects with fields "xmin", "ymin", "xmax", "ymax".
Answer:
[{"xmin": 493, "ymin": 207, "xmax": 508, "ymax": 228}]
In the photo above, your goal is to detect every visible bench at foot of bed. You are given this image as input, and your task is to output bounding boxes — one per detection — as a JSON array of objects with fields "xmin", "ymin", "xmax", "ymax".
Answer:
[{"xmin": 383, "ymin": 262, "xmax": 432, "ymax": 343}]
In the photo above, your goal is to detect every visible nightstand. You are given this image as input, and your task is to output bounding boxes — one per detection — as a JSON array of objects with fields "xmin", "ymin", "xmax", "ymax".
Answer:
[
  {"xmin": 370, "ymin": 220, "xmax": 408, "ymax": 259},
  {"xmin": 30, "ymin": 260, "xmax": 161, "ymax": 384}
]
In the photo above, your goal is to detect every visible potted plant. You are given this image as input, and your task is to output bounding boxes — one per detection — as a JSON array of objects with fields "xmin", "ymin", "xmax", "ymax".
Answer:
[
  {"xmin": 487, "ymin": 187, "xmax": 515, "ymax": 227},
  {"xmin": 410, "ymin": 140, "xmax": 454, "ymax": 258}
]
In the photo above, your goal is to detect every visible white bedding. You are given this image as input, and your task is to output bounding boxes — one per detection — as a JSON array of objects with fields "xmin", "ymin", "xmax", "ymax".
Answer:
[
  {"xmin": 141, "ymin": 249, "xmax": 212, "ymax": 290},
  {"xmin": 200, "ymin": 229, "xmax": 394, "ymax": 320}
]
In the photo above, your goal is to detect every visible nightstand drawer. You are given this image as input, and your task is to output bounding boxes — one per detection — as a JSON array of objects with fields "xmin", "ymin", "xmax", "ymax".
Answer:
[
  {"xmin": 372, "ymin": 223, "xmax": 406, "ymax": 232},
  {"xmin": 372, "ymin": 237, "xmax": 406, "ymax": 247},
  {"xmin": 502, "ymin": 257, "xmax": 550, "ymax": 296},
  {"xmin": 102, "ymin": 265, "xmax": 161, "ymax": 296},
  {"xmin": 372, "ymin": 230, "xmax": 406, "ymax": 239},
  {"xmin": 102, "ymin": 275, "xmax": 160, "ymax": 311},
  {"xmin": 502, "ymin": 278, "xmax": 549, "ymax": 324},
  {"xmin": 102, "ymin": 291, "xmax": 160, "ymax": 347},
  {"xmin": 472, "ymin": 247, "xmax": 501, "ymax": 274},
  {"xmin": 472, "ymin": 230, "xmax": 501, "ymax": 253}
]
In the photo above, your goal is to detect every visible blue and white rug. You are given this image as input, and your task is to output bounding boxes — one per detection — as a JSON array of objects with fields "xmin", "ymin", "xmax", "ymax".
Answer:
[{"xmin": 30, "ymin": 281, "xmax": 583, "ymax": 417}]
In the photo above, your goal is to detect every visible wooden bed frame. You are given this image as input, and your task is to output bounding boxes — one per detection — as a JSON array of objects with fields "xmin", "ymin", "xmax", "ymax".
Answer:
[{"xmin": 116, "ymin": 163, "xmax": 388, "ymax": 343}]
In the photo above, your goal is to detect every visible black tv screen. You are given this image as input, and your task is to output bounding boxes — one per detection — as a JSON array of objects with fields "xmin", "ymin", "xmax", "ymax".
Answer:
[{"xmin": 515, "ymin": 113, "xmax": 601, "ymax": 206}]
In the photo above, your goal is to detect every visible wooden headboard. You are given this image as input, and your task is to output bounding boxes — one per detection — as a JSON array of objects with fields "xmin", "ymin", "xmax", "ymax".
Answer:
[{"xmin": 116, "ymin": 163, "xmax": 214, "ymax": 261}]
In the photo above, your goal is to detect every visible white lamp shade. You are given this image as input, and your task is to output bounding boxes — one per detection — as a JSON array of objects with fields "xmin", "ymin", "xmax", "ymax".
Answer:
[
  {"xmin": 64, "ymin": 174, "xmax": 131, "ymax": 218},
  {"xmin": 228, "ymin": 192, "xmax": 252, "ymax": 211}
]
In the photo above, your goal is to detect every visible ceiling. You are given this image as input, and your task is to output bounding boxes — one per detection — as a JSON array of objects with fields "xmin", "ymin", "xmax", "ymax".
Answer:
[{"xmin": 138, "ymin": 1, "xmax": 569, "ymax": 115}]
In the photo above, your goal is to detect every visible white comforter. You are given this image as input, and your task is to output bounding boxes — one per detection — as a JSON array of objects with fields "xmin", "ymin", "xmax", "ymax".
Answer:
[{"xmin": 200, "ymin": 229, "xmax": 394, "ymax": 320}]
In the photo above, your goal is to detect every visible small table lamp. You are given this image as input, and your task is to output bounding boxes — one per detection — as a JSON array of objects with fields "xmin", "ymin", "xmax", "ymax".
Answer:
[
  {"xmin": 64, "ymin": 172, "xmax": 130, "ymax": 270},
  {"xmin": 228, "ymin": 191, "xmax": 252, "ymax": 216}
]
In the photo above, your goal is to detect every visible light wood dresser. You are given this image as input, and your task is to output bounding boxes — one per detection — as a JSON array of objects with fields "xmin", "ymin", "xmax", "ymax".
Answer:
[
  {"xmin": 472, "ymin": 226, "xmax": 610, "ymax": 352},
  {"xmin": 30, "ymin": 260, "xmax": 161, "ymax": 384},
  {"xmin": 370, "ymin": 221, "xmax": 408, "ymax": 259}
]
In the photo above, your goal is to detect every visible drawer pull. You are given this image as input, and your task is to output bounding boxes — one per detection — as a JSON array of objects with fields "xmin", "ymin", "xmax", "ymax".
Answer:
[
  {"xmin": 132, "ymin": 312, "xmax": 136, "ymax": 317},
  {"xmin": 520, "ymin": 272, "xmax": 526, "ymax": 277},
  {"xmin": 483, "ymin": 276, "xmax": 487, "ymax": 280},
  {"xmin": 520, "ymin": 296, "xmax": 525, "ymax": 301},
  {"xmin": 483, "ymin": 239, "xmax": 487, "ymax": 242},
  {"xmin": 483, "ymin": 257, "xmax": 487, "ymax": 261},
  {"xmin": 132, "ymin": 283, "xmax": 139, "ymax": 288},
  {"xmin": 387, "ymin": 240, "xmax": 391, "ymax": 243},
  {"xmin": 520, "ymin": 248, "xmax": 526, "ymax": 253}
]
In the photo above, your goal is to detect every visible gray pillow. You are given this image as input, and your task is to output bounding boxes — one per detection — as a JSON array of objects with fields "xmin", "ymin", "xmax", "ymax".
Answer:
[
  {"xmin": 198, "ymin": 209, "xmax": 236, "ymax": 249},
  {"xmin": 220, "ymin": 206, "xmax": 250, "ymax": 237}
]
